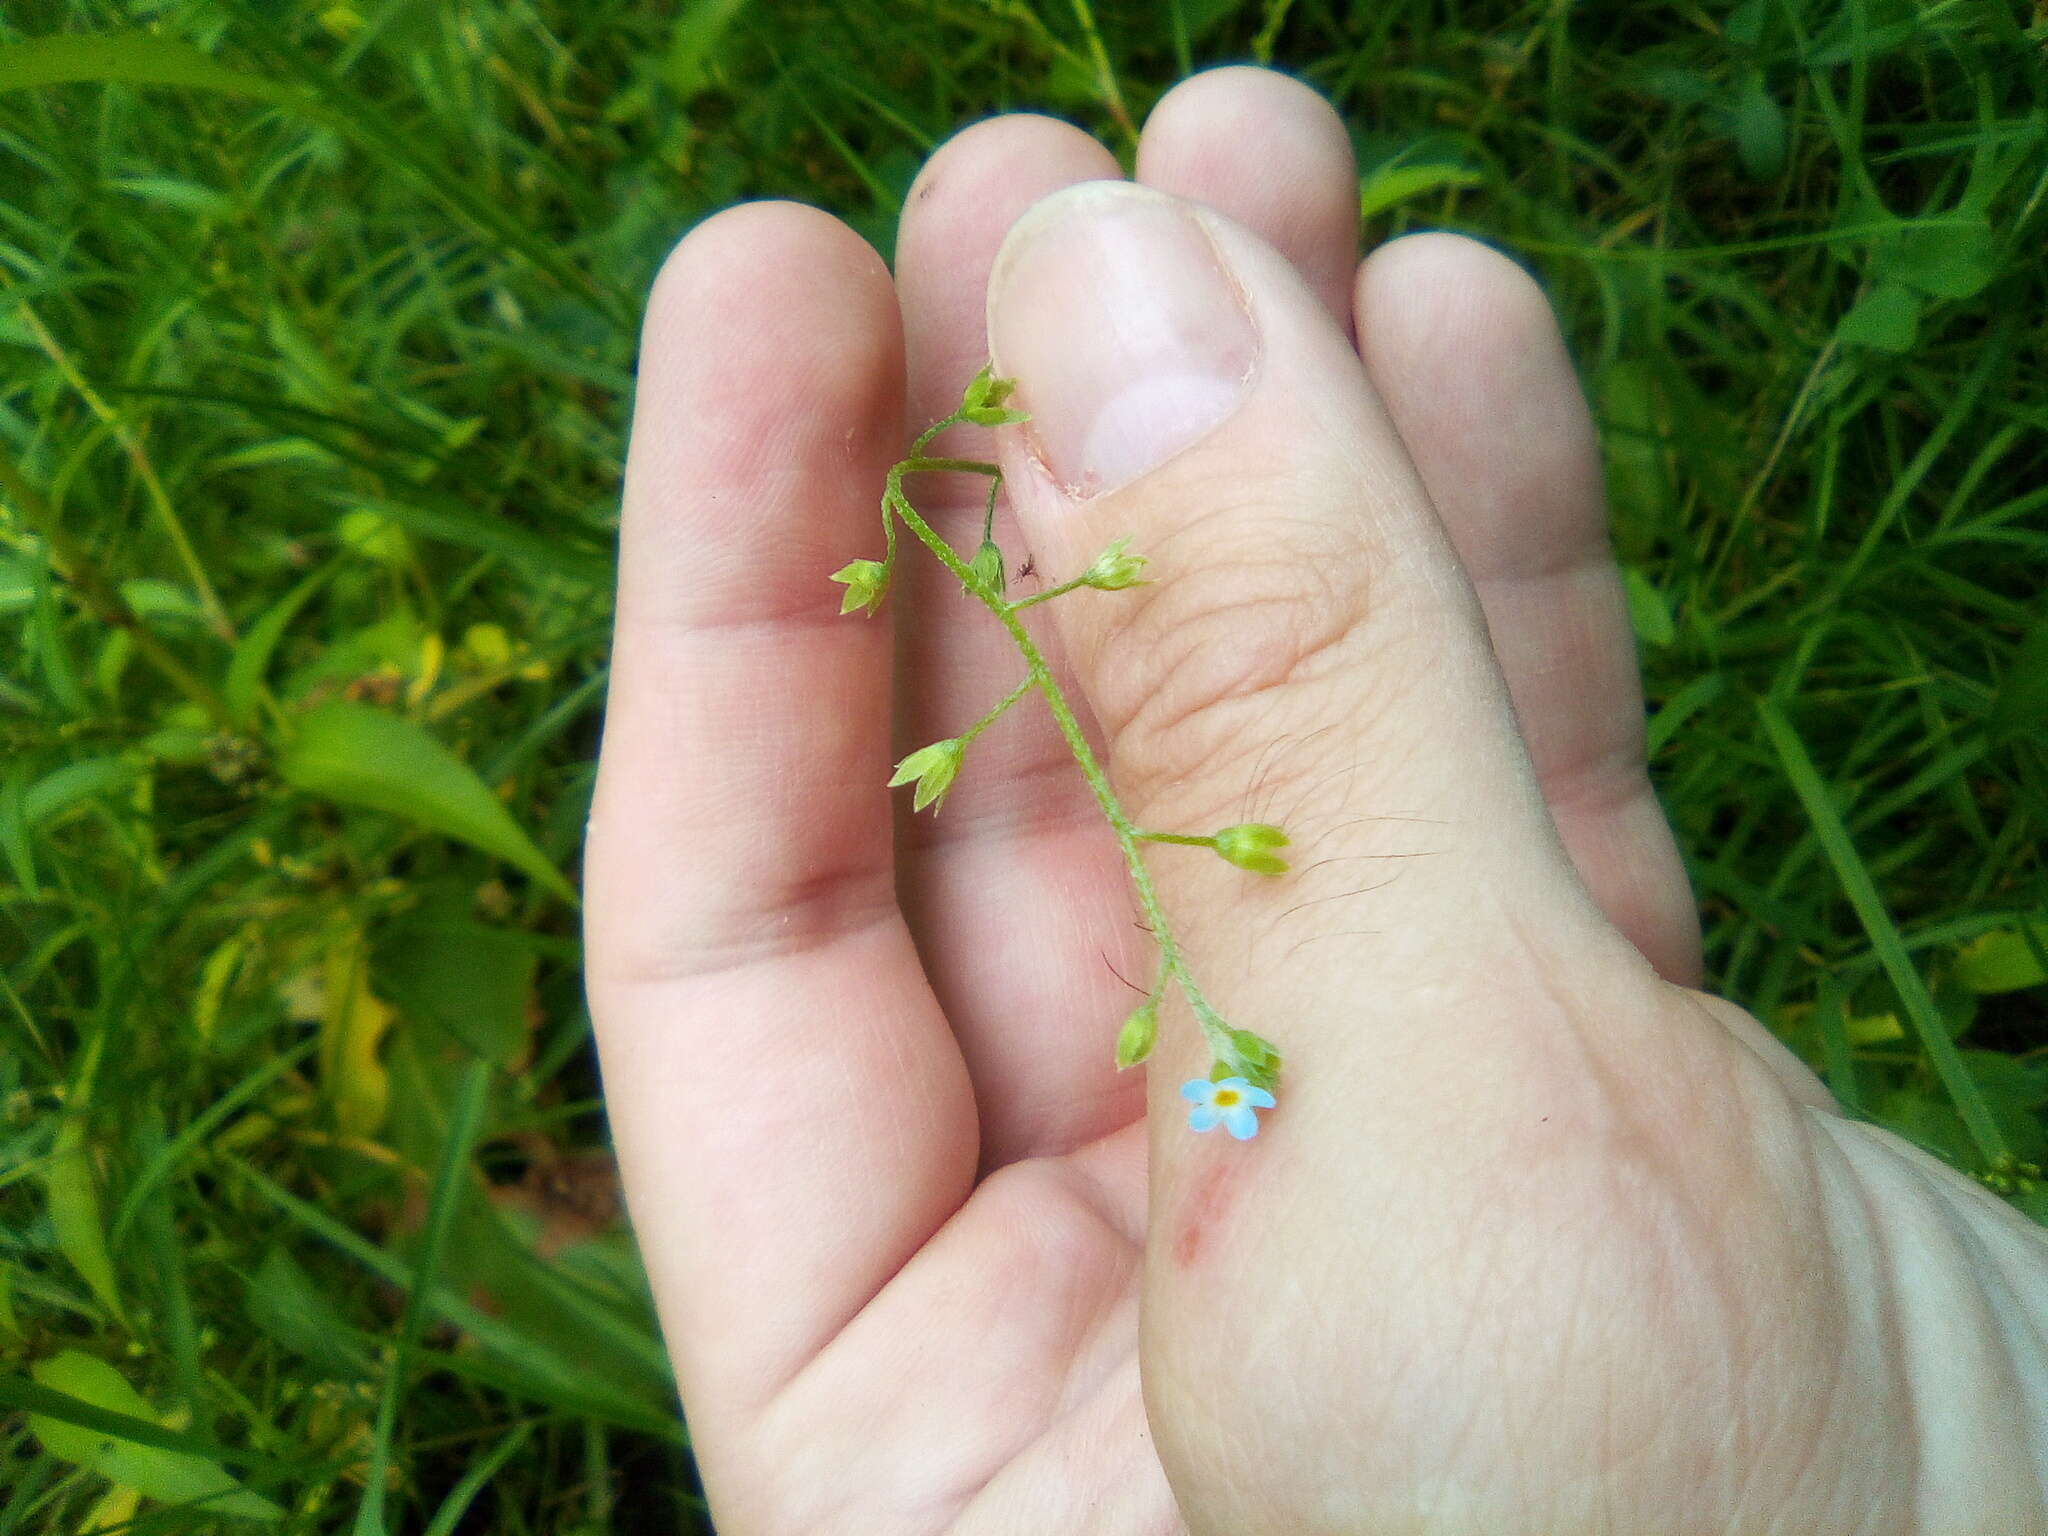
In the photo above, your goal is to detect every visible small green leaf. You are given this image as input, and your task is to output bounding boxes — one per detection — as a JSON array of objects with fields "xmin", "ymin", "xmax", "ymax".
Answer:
[
  {"xmin": 29, "ymin": 1352, "xmax": 282, "ymax": 1522},
  {"xmin": 43, "ymin": 1114, "xmax": 123, "ymax": 1323},
  {"xmin": 1954, "ymin": 924, "xmax": 2048, "ymax": 995},
  {"xmin": 1621, "ymin": 566, "xmax": 1677, "ymax": 647},
  {"xmin": 226, "ymin": 566, "xmax": 333, "ymax": 726},
  {"xmin": 667, "ymin": 0, "xmax": 752, "ymax": 101},
  {"xmin": 1360, "ymin": 161, "xmax": 1484, "ymax": 219},
  {"xmin": 1837, "ymin": 281, "xmax": 1921, "ymax": 352},
  {"xmin": 1879, "ymin": 218, "xmax": 1998, "ymax": 301},
  {"xmin": 22, "ymin": 756, "xmax": 135, "ymax": 828},
  {"xmin": 277, "ymin": 701, "xmax": 575, "ymax": 902}
]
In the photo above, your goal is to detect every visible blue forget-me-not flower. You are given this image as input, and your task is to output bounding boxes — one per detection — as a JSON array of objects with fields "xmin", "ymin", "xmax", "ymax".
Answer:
[{"xmin": 1181, "ymin": 1077, "xmax": 1276, "ymax": 1139}]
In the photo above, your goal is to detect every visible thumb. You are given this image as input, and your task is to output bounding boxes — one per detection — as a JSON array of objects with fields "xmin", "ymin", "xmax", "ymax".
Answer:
[
  {"xmin": 986, "ymin": 180, "xmax": 1654, "ymax": 1088},
  {"xmin": 985, "ymin": 180, "xmax": 1826, "ymax": 1534}
]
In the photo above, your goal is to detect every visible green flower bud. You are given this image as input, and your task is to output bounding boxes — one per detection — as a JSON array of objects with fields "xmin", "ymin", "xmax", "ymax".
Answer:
[
  {"xmin": 888, "ymin": 737, "xmax": 966, "ymax": 813},
  {"xmin": 961, "ymin": 365, "xmax": 1029, "ymax": 426},
  {"xmin": 967, "ymin": 540, "xmax": 1006, "ymax": 598},
  {"xmin": 1222, "ymin": 1027, "xmax": 1281, "ymax": 1091},
  {"xmin": 1080, "ymin": 537, "xmax": 1148, "ymax": 591},
  {"xmin": 1114, "ymin": 999, "xmax": 1159, "ymax": 1069},
  {"xmin": 1213, "ymin": 822, "xmax": 1289, "ymax": 875},
  {"xmin": 829, "ymin": 558, "xmax": 889, "ymax": 617}
]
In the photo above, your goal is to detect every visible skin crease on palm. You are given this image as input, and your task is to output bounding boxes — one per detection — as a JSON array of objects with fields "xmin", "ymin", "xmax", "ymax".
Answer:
[{"xmin": 584, "ymin": 67, "xmax": 2048, "ymax": 1536}]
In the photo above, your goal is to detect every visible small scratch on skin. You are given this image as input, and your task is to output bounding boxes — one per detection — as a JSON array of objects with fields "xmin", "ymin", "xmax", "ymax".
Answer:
[{"xmin": 1171, "ymin": 1158, "xmax": 1240, "ymax": 1270}]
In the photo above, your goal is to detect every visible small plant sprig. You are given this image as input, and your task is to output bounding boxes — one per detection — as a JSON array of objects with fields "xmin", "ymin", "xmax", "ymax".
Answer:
[{"xmin": 831, "ymin": 366, "xmax": 1289, "ymax": 1134}]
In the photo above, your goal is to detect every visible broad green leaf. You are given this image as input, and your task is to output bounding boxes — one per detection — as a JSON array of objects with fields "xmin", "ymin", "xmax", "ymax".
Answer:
[
  {"xmin": 1989, "ymin": 619, "xmax": 2048, "ymax": 745},
  {"xmin": 0, "ymin": 34, "xmax": 294, "ymax": 102},
  {"xmin": 1360, "ymin": 160, "xmax": 1484, "ymax": 219},
  {"xmin": 667, "ymin": 0, "xmax": 752, "ymax": 100},
  {"xmin": 1879, "ymin": 218, "xmax": 1998, "ymax": 300},
  {"xmin": 375, "ymin": 909, "xmax": 537, "ymax": 1067},
  {"xmin": 1837, "ymin": 281, "xmax": 1920, "ymax": 352},
  {"xmin": 277, "ymin": 701, "xmax": 575, "ymax": 902},
  {"xmin": 28, "ymin": 1352, "xmax": 282, "ymax": 1522},
  {"xmin": 1954, "ymin": 924, "xmax": 2048, "ymax": 995},
  {"xmin": 243, "ymin": 1248, "xmax": 371, "ymax": 1376}
]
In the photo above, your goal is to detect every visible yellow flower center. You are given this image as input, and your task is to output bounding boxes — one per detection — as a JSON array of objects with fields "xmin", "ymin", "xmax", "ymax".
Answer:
[{"xmin": 1213, "ymin": 1089, "xmax": 1241, "ymax": 1107}]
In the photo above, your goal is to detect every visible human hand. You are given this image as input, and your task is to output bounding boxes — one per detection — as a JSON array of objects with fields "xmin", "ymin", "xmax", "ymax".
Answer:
[{"xmin": 585, "ymin": 67, "xmax": 2048, "ymax": 1534}]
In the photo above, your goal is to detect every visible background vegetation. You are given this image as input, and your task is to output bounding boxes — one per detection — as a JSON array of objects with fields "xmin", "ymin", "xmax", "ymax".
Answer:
[{"xmin": 1, "ymin": 0, "xmax": 2043, "ymax": 1529}]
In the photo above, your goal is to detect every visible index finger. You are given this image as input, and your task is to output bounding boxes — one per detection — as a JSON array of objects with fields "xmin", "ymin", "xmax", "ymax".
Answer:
[{"xmin": 585, "ymin": 203, "xmax": 976, "ymax": 1431}]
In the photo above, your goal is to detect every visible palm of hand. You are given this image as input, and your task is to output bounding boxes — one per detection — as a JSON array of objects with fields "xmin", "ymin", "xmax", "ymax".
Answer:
[{"xmin": 587, "ymin": 70, "xmax": 2047, "ymax": 1535}]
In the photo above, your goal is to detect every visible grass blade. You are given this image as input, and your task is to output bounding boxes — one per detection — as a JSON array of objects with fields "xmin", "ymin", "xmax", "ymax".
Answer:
[
  {"xmin": 1757, "ymin": 699, "xmax": 2008, "ymax": 1164},
  {"xmin": 352, "ymin": 1059, "xmax": 491, "ymax": 1536}
]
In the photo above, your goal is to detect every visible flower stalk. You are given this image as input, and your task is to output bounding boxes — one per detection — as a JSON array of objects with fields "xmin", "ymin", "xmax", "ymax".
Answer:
[{"xmin": 838, "ymin": 366, "xmax": 1286, "ymax": 1096}]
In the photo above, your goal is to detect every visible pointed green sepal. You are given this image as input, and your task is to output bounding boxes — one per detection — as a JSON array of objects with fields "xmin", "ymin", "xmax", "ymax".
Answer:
[
  {"xmin": 960, "ymin": 365, "xmax": 1027, "ymax": 426},
  {"xmin": 830, "ymin": 558, "xmax": 890, "ymax": 617},
  {"xmin": 1080, "ymin": 537, "xmax": 1148, "ymax": 591},
  {"xmin": 888, "ymin": 737, "xmax": 966, "ymax": 813}
]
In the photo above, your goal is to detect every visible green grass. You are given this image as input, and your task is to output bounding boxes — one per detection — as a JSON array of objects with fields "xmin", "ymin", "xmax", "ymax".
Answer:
[{"xmin": 0, "ymin": 0, "xmax": 2044, "ymax": 1528}]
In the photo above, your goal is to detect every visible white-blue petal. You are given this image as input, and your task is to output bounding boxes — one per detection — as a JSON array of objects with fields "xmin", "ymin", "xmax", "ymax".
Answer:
[
  {"xmin": 1223, "ymin": 1104, "xmax": 1260, "ymax": 1140},
  {"xmin": 1180, "ymin": 1078, "xmax": 1214, "ymax": 1104},
  {"xmin": 1214, "ymin": 1076, "xmax": 1251, "ymax": 1094},
  {"xmin": 1244, "ymin": 1086, "xmax": 1276, "ymax": 1109},
  {"xmin": 1187, "ymin": 1103, "xmax": 1223, "ymax": 1133}
]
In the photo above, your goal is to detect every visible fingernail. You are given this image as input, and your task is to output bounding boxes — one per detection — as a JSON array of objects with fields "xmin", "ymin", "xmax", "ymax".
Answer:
[{"xmin": 989, "ymin": 183, "xmax": 1258, "ymax": 499}]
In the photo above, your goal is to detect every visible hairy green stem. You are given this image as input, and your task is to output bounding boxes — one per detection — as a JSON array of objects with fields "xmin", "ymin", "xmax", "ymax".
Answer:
[
  {"xmin": 886, "ymin": 431, "xmax": 1249, "ymax": 1074},
  {"xmin": 961, "ymin": 676, "xmax": 1032, "ymax": 745},
  {"xmin": 1008, "ymin": 574, "xmax": 1092, "ymax": 610}
]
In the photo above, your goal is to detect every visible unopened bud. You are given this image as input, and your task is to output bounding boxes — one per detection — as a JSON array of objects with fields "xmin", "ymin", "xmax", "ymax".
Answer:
[
  {"xmin": 1081, "ymin": 537, "xmax": 1148, "ymax": 591},
  {"xmin": 967, "ymin": 540, "xmax": 1006, "ymax": 598},
  {"xmin": 1213, "ymin": 822, "xmax": 1289, "ymax": 875},
  {"xmin": 1114, "ymin": 999, "xmax": 1159, "ymax": 1069}
]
